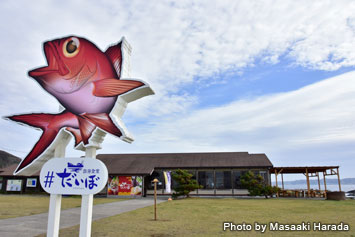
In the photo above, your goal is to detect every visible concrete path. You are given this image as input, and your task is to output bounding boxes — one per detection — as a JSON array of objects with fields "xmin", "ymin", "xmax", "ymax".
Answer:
[{"xmin": 0, "ymin": 198, "xmax": 166, "ymax": 237}]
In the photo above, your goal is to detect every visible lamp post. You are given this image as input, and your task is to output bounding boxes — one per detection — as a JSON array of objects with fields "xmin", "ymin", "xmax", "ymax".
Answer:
[{"xmin": 152, "ymin": 178, "xmax": 159, "ymax": 221}]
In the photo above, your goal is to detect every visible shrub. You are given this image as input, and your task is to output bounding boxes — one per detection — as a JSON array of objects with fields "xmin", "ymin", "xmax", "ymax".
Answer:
[
  {"xmin": 241, "ymin": 171, "xmax": 280, "ymax": 198},
  {"xmin": 171, "ymin": 169, "xmax": 202, "ymax": 199}
]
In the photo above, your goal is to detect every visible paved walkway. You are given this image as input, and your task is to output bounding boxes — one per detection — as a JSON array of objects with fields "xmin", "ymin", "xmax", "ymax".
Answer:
[{"xmin": 0, "ymin": 198, "xmax": 166, "ymax": 237}]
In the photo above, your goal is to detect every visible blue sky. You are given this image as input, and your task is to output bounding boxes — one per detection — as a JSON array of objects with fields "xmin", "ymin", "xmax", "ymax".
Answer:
[
  {"xmin": 1, "ymin": 0, "xmax": 355, "ymax": 181},
  {"xmin": 191, "ymin": 59, "xmax": 355, "ymax": 108}
]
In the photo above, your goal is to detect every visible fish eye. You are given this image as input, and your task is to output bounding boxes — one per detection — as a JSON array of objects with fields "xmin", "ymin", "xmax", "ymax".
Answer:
[{"xmin": 63, "ymin": 37, "xmax": 80, "ymax": 57}]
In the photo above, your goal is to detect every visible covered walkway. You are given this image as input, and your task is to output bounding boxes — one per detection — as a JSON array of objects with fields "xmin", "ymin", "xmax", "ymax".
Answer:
[{"xmin": 270, "ymin": 166, "xmax": 341, "ymax": 198}]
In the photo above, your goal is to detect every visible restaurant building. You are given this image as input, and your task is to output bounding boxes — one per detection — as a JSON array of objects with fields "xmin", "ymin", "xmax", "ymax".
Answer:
[{"xmin": 0, "ymin": 152, "xmax": 273, "ymax": 197}]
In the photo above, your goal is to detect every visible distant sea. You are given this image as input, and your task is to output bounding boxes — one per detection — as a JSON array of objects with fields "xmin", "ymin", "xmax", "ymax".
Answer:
[{"xmin": 273, "ymin": 184, "xmax": 354, "ymax": 192}]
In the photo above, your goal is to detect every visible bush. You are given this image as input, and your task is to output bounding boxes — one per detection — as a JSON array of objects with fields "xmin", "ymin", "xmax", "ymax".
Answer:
[
  {"xmin": 171, "ymin": 169, "xmax": 202, "ymax": 199},
  {"xmin": 241, "ymin": 171, "xmax": 280, "ymax": 198}
]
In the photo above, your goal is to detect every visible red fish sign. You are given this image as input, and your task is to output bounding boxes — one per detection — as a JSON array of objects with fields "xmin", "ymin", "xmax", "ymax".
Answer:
[{"xmin": 6, "ymin": 36, "xmax": 154, "ymax": 175}]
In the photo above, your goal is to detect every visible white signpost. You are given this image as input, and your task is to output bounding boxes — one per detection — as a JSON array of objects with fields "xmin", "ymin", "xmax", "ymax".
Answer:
[{"xmin": 40, "ymin": 158, "xmax": 108, "ymax": 195}]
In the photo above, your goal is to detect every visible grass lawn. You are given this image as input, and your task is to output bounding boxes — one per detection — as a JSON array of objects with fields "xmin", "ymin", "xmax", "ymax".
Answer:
[
  {"xmin": 56, "ymin": 198, "xmax": 355, "ymax": 237},
  {"xmin": 0, "ymin": 194, "xmax": 125, "ymax": 219}
]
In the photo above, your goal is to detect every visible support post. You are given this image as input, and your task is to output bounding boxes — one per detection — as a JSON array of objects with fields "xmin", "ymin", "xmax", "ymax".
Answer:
[
  {"xmin": 153, "ymin": 178, "xmax": 159, "ymax": 221},
  {"xmin": 337, "ymin": 168, "xmax": 341, "ymax": 192},
  {"xmin": 274, "ymin": 170, "xmax": 279, "ymax": 198},
  {"xmin": 306, "ymin": 168, "xmax": 310, "ymax": 198},
  {"xmin": 317, "ymin": 172, "xmax": 321, "ymax": 191},
  {"xmin": 323, "ymin": 171, "xmax": 327, "ymax": 198},
  {"xmin": 79, "ymin": 146, "xmax": 97, "ymax": 237},
  {"xmin": 47, "ymin": 143, "xmax": 66, "ymax": 237},
  {"xmin": 281, "ymin": 173, "xmax": 284, "ymax": 190}
]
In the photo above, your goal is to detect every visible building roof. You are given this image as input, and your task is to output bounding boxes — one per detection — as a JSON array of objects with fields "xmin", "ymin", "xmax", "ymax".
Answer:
[
  {"xmin": 0, "ymin": 152, "xmax": 273, "ymax": 176},
  {"xmin": 97, "ymin": 152, "xmax": 273, "ymax": 175},
  {"xmin": 270, "ymin": 166, "xmax": 339, "ymax": 174},
  {"xmin": 0, "ymin": 164, "xmax": 29, "ymax": 176}
]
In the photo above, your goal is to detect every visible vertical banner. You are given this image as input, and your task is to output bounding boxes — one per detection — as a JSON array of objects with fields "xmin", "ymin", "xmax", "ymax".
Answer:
[{"xmin": 164, "ymin": 171, "xmax": 171, "ymax": 193}]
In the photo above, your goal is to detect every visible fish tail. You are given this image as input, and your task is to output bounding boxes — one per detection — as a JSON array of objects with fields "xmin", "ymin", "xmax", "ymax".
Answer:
[
  {"xmin": 6, "ymin": 113, "xmax": 66, "ymax": 174},
  {"xmin": 65, "ymin": 127, "xmax": 82, "ymax": 147},
  {"xmin": 77, "ymin": 116, "xmax": 96, "ymax": 144},
  {"xmin": 15, "ymin": 128, "xmax": 59, "ymax": 174},
  {"xmin": 83, "ymin": 113, "xmax": 122, "ymax": 138},
  {"xmin": 6, "ymin": 113, "xmax": 55, "ymax": 129}
]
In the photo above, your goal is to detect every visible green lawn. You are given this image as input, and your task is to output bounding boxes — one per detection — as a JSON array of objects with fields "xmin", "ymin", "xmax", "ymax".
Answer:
[
  {"xmin": 55, "ymin": 198, "xmax": 355, "ymax": 237},
  {"xmin": 0, "ymin": 194, "xmax": 125, "ymax": 219}
]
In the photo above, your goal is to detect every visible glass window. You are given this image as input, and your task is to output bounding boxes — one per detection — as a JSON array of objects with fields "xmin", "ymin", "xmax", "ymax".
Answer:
[
  {"xmin": 170, "ymin": 170, "xmax": 197, "ymax": 190},
  {"xmin": 198, "ymin": 171, "xmax": 214, "ymax": 189},
  {"xmin": 233, "ymin": 170, "xmax": 247, "ymax": 189},
  {"xmin": 189, "ymin": 170, "xmax": 197, "ymax": 180},
  {"xmin": 146, "ymin": 171, "xmax": 165, "ymax": 190},
  {"xmin": 259, "ymin": 171, "xmax": 268, "ymax": 184},
  {"xmin": 216, "ymin": 171, "xmax": 231, "ymax": 189}
]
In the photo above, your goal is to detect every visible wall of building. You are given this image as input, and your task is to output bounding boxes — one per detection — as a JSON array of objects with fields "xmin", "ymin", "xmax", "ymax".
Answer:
[
  {"xmin": 145, "ymin": 168, "xmax": 270, "ymax": 196},
  {"xmin": 0, "ymin": 176, "xmax": 43, "ymax": 194}
]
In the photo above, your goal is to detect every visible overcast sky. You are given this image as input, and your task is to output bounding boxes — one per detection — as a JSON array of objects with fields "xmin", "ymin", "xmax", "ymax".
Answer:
[{"xmin": 1, "ymin": 0, "xmax": 355, "ymax": 180}]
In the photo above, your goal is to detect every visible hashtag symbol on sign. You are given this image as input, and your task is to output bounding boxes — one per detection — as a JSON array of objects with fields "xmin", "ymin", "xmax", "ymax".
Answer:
[{"xmin": 44, "ymin": 171, "xmax": 54, "ymax": 188}]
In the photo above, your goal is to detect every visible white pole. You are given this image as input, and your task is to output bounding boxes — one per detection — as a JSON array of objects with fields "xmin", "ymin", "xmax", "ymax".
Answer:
[
  {"xmin": 78, "ymin": 38, "xmax": 131, "ymax": 237},
  {"xmin": 47, "ymin": 141, "xmax": 66, "ymax": 237},
  {"xmin": 79, "ymin": 146, "xmax": 97, "ymax": 237}
]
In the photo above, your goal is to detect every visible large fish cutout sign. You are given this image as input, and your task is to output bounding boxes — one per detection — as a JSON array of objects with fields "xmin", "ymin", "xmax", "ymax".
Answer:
[{"xmin": 6, "ymin": 36, "xmax": 154, "ymax": 175}]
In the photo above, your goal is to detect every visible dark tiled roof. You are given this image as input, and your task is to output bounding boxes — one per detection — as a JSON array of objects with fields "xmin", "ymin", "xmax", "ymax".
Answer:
[
  {"xmin": 270, "ymin": 166, "xmax": 339, "ymax": 174},
  {"xmin": 97, "ymin": 152, "xmax": 273, "ymax": 175},
  {"xmin": 0, "ymin": 152, "xmax": 273, "ymax": 176},
  {"xmin": 0, "ymin": 164, "xmax": 26, "ymax": 176},
  {"xmin": 0, "ymin": 164, "xmax": 41, "ymax": 177},
  {"xmin": 0, "ymin": 150, "xmax": 21, "ymax": 169}
]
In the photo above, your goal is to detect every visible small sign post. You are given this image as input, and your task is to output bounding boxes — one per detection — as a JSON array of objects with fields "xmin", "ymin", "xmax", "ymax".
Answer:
[
  {"xmin": 46, "ymin": 140, "xmax": 67, "ymax": 237},
  {"xmin": 40, "ymin": 155, "xmax": 108, "ymax": 237},
  {"xmin": 153, "ymin": 178, "xmax": 159, "ymax": 221},
  {"xmin": 79, "ymin": 146, "xmax": 98, "ymax": 237}
]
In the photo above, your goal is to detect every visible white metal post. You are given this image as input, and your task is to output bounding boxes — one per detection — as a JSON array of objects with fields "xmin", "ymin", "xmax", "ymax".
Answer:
[
  {"xmin": 77, "ymin": 38, "xmax": 131, "ymax": 237},
  {"xmin": 47, "ymin": 142, "xmax": 66, "ymax": 237},
  {"xmin": 79, "ymin": 146, "xmax": 97, "ymax": 237}
]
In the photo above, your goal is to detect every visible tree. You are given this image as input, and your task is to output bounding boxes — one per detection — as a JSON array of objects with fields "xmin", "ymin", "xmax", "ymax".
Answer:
[
  {"xmin": 241, "ymin": 171, "xmax": 280, "ymax": 198},
  {"xmin": 171, "ymin": 169, "xmax": 202, "ymax": 198}
]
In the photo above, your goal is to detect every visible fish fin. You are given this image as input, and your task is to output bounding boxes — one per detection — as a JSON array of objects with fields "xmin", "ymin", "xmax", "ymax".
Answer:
[
  {"xmin": 93, "ymin": 78, "xmax": 144, "ymax": 97},
  {"xmin": 83, "ymin": 113, "xmax": 122, "ymax": 138},
  {"xmin": 105, "ymin": 41, "xmax": 122, "ymax": 78},
  {"xmin": 7, "ymin": 113, "xmax": 55, "ymax": 129},
  {"xmin": 6, "ymin": 113, "xmax": 60, "ymax": 174},
  {"xmin": 77, "ymin": 116, "xmax": 96, "ymax": 144},
  {"xmin": 66, "ymin": 127, "xmax": 82, "ymax": 146},
  {"xmin": 15, "ymin": 129, "xmax": 59, "ymax": 174}
]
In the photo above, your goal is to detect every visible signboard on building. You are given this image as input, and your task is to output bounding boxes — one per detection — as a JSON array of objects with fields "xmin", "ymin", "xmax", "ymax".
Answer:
[
  {"xmin": 108, "ymin": 175, "xmax": 142, "ymax": 196},
  {"xmin": 26, "ymin": 178, "xmax": 37, "ymax": 187},
  {"xmin": 6, "ymin": 179, "xmax": 22, "ymax": 191},
  {"xmin": 40, "ymin": 158, "xmax": 108, "ymax": 195}
]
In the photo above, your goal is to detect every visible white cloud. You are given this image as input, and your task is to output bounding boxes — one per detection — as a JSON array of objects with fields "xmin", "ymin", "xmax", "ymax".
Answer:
[
  {"xmin": 99, "ymin": 71, "xmax": 355, "ymax": 178},
  {"xmin": 135, "ymin": 71, "xmax": 355, "ymax": 149},
  {"xmin": 1, "ymin": 0, "xmax": 355, "ymax": 117}
]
